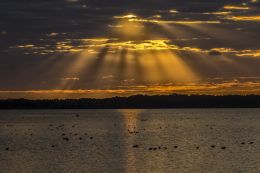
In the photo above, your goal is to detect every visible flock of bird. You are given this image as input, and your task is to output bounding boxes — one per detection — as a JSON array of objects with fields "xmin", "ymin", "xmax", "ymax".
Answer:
[{"xmin": 3, "ymin": 113, "xmax": 256, "ymax": 153}]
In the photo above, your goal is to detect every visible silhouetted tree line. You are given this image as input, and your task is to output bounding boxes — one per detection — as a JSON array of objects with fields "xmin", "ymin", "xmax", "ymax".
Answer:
[{"xmin": 0, "ymin": 94, "xmax": 260, "ymax": 109}]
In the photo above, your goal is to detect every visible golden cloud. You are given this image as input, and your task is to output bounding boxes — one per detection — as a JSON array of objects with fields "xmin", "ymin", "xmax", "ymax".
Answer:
[
  {"xmin": 226, "ymin": 15, "xmax": 260, "ymax": 21},
  {"xmin": 1, "ymin": 80, "xmax": 260, "ymax": 99},
  {"xmin": 62, "ymin": 77, "xmax": 80, "ymax": 81},
  {"xmin": 223, "ymin": 5, "xmax": 250, "ymax": 10},
  {"xmin": 128, "ymin": 18, "xmax": 221, "ymax": 24},
  {"xmin": 236, "ymin": 50, "xmax": 260, "ymax": 57},
  {"xmin": 113, "ymin": 14, "xmax": 138, "ymax": 19}
]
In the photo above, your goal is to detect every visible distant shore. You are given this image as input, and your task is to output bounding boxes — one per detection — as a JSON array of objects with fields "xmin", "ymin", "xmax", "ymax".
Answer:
[{"xmin": 1, "ymin": 94, "xmax": 260, "ymax": 109}]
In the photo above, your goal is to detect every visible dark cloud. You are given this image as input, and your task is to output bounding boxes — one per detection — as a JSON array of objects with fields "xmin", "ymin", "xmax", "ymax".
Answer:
[
  {"xmin": 0, "ymin": 0, "xmax": 260, "ymax": 95},
  {"xmin": 209, "ymin": 50, "xmax": 222, "ymax": 56}
]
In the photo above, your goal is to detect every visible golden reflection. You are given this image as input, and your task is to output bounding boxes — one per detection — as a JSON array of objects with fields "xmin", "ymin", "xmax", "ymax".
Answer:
[
  {"xmin": 119, "ymin": 109, "xmax": 143, "ymax": 173},
  {"xmin": 120, "ymin": 109, "xmax": 142, "ymax": 134}
]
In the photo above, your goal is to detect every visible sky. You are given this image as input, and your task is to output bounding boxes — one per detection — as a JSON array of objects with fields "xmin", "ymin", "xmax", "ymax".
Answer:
[{"xmin": 0, "ymin": 0, "xmax": 260, "ymax": 99}]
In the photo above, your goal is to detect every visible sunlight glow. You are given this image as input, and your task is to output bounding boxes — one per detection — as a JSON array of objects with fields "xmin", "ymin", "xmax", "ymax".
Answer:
[{"xmin": 114, "ymin": 19, "xmax": 144, "ymax": 37}]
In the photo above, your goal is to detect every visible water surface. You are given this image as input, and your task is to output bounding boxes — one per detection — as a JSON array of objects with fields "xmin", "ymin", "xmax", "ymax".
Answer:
[{"xmin": 0, "ymin": 109, "xmax": 260, "ymax": 173}]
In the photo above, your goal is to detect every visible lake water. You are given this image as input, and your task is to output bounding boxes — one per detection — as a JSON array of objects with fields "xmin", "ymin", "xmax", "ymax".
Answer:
[{"xmin": 0, "ymin": 109, "xmax": 260, "ymax": 173}]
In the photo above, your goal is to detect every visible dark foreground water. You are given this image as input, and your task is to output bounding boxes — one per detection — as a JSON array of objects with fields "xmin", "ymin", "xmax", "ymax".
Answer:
[{"xmin": 0, "ymin": 109, "xmax": 260, "ymax": 173}]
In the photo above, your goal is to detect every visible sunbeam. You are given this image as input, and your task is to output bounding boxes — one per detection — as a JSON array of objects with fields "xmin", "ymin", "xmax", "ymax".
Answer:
[{"xmin": 116, "ymin": 48, "xmax": 128, "ymax": 83}]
